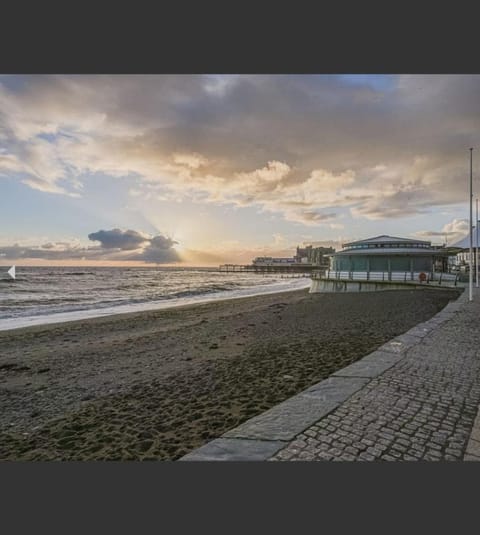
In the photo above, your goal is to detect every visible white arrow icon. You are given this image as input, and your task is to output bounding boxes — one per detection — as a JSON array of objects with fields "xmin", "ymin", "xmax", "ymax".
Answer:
[{"xmin": 7, "ymin": 265, "xmax": 15, "ymax": 280}]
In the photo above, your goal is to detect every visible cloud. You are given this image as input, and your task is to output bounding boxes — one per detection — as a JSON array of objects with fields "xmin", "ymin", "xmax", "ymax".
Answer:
[
  {"xmin": 134, "ymin": 234, "xmax": 180, "ymax": 263},
  {"xmin": 0, "ymin": 228, "xmax": 180, "ymax": 264},
  {"xmin": 1, "ymin": 75, "xmax": 480, "ymax": 224},
  {"xmin": 87, "ymin": 228, "xmax": 180, "ymax": 263},
  {"xmin": 414, "ymin": 218, "xmax": 469, "ymax": 244},
  {"xmin": 284, "ymin": 210, "xmax": 338, "ymax": 225},
  {"xmin": 88, "ymin": 228, "xmax": 149, "ymax": 250},
  {"xmin": 443, "ymin": 218, "xmax": 470, "ymax": 236},
  {"xmin": 0, "ymin": 243, "xmax": 101, "ymax": 261},
  {"xmin": 172, "ymin": 152, "xmax": 208, "ymax": 169}
]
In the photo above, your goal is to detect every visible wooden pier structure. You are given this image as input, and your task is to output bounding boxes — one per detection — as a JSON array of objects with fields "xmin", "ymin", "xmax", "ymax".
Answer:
[{"xmin": 219, "ymin": 263, "xmax": 325, "ymax": 276}]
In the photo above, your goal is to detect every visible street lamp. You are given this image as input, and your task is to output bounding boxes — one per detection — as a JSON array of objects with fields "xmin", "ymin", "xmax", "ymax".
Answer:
[
  {"xmin": 469, "ymin": 148, "xmax": 473, "ymax": 301},
  {"xmin": 477, "ymin": 198, "xmax": 479, "ymax": 288}
]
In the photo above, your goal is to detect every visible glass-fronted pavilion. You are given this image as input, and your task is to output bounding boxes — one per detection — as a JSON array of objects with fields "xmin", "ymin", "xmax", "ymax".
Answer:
[{"xmin": 330, "ymin": 235, "xmax": 449, "ymax": 274}]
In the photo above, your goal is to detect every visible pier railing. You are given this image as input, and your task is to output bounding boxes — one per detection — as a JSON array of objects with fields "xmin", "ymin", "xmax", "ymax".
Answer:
[
  {"xmin": 313, "ymin": 270, "xmax": 458, "ymax": 286},
  {"xmin": 219, "ymin": 264, "xmax": 325, "ymax": 274}
]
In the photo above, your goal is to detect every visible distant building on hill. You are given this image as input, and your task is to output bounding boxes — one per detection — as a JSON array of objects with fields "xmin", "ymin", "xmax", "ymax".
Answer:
[
  {"xmin": 252, "ymin": 256, "xmax": 297, "ymax": 266},
  {"xmin": 295, "ymin": 245, "xmax": 335, "ymax": 267},
  {"xmin": 252, "ymin": 245, "xmax": 335, "ymax": 268}
]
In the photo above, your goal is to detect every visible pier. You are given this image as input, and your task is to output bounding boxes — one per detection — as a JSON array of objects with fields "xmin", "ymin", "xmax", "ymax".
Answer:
[{"xmin": 219, "ymin": 263, "xmax": 324, "ymax": 275}]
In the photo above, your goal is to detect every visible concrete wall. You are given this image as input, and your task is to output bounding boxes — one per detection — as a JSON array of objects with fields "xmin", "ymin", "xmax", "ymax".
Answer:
[{"xmin": 310, "ymin": 278, "xmax": 430, "ymax": 293}]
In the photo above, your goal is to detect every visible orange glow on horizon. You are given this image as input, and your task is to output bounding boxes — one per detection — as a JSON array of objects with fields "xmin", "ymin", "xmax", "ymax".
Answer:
[{"xmin": 4, "ymin": 258, "xmax": 220, "ymax": 268}]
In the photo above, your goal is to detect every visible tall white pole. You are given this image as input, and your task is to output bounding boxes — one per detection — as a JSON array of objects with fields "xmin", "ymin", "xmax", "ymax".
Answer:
[
  {"xmin": 476, "ymin": 198, "xmax": 479, "ymax": 288},
  {"xmin": 469, "ymin": 148, "xmax": 473, "ymax": 301}
]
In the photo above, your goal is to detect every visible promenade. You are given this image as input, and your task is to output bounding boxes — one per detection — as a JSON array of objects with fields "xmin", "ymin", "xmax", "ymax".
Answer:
[{"xmin": 182, "ymin": 286, "xmax": 480, "ymax": 461}]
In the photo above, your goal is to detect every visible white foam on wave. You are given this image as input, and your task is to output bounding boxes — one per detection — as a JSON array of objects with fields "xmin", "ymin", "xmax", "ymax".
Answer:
[{"xmin": 0, "ymin": 277, "xmax": 311, "ymax": 332}]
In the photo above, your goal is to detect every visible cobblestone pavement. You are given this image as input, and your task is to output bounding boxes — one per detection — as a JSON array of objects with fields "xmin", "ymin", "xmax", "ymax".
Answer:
[
  {"xmin": 271, "ymin": 289, "xmax": 480, "ymax": 461},
  {"xmin": 465, "ymin": 409, "xmax": 480, "ymax": 460}
]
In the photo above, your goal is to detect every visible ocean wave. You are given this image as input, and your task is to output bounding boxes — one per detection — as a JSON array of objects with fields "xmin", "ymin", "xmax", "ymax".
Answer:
[
  {"xmin": 56, "ymin": 271, "xmax": 97, "ymax": 276},
  {"xmin": 0, "ymin": 277, "xmax": 311, "ymax": 330}
]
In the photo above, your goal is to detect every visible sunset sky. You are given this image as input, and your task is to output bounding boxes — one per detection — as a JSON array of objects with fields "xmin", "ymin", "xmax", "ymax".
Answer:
[{"xmin": 0, "ymin": 74, "xmax": 478, "ymax": 266}]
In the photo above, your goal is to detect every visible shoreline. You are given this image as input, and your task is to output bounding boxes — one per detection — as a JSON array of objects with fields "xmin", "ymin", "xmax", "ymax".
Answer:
[
  {"xmin": 0, "ymin": 287, "xmax": 460, "ymax": 460},
  {"xmin": 0, "ymin": 277, "xmax": 311, "ymax": 333}
]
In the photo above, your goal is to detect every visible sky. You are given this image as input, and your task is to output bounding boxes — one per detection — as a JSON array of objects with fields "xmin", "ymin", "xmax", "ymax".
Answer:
[{"xmin": 0, "ymin": 74, "xmax": 479, "ymax": 266}]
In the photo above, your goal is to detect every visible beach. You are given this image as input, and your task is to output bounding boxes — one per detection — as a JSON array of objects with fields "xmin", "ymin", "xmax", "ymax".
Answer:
[{"xmin": 0, "ymin": 287, "xmax": 460, "ymax": 460}]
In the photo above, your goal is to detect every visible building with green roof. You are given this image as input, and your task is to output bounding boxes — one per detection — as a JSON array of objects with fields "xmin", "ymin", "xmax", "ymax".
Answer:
[
  {"xmin": 330, "ymin": 235, "xmax": 449, "ymax": 275},
  {"xmin": 310, "ymin": 235, "xmax": 456, "ymax": 292}
]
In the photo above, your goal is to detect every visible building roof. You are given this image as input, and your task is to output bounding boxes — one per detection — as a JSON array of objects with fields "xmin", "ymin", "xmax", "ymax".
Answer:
[
  {"xmin": 449, "ymin": 234, "xmax": 478, "ymax": 250},
  {"xmin": 332, "ymin": 248, "xmax": 447, "ymax": 257},
  {"xmin": 343, "ymin": 235, "xmax": 430, "ymax": 247}
]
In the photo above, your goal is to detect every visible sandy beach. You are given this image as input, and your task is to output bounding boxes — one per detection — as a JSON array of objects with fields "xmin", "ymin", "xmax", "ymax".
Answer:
[{"xmin": 0, "ymin": 287, "xmax": 460, "ymax": 460}]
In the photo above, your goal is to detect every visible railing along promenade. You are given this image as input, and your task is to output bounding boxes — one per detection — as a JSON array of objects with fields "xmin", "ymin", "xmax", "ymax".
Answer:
[{"xmin": 311, "ymin": 270, "xmax": 459, "ymax": 287}]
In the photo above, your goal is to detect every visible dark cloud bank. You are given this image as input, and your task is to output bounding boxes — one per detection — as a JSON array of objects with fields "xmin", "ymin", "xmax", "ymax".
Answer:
[{"xmin": 0, "ymin": 228, "xmax": 180, "ymax": 264}]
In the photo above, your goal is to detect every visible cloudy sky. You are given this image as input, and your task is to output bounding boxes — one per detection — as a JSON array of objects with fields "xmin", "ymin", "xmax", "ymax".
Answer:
[{"xmin": 0, "ymin": 74, "xmax": 478, "ymax": 266}]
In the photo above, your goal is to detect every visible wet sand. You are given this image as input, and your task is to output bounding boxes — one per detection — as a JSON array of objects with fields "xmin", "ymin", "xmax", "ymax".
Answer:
[{"xmin": 0, "ymin": 287, "xmax": 460, "ymax": 460}]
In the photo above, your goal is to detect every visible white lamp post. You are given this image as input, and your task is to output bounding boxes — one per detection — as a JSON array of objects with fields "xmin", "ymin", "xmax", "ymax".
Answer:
[
  {"xmin": 469, "ymin": 148, "xmax": 473, "ymax": 301},
  {"xmin": 476, "ymin": 198, "xmax": 479, "ymax": 288}
]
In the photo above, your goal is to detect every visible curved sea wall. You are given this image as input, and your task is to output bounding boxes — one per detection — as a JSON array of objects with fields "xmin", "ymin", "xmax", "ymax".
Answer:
[{"xmin": 310, "ymin": 278, "xmax": 435, "ymax": 293}]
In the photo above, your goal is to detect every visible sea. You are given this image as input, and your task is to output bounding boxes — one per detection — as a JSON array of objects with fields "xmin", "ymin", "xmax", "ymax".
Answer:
[{"xmin": 0, "ymin": 266, "xmax": 311, "ymax": 331}]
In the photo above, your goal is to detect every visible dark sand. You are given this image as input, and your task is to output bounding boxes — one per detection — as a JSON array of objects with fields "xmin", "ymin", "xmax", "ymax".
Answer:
[{"xmin": 0, "ymin": 287, "xmax": 460, "ymax": 460}]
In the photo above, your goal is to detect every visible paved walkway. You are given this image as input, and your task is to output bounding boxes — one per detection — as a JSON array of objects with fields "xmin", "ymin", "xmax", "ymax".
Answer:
[{"xmin": 182, "ymin": 287, "xmax": 480, "ymax": 461}]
